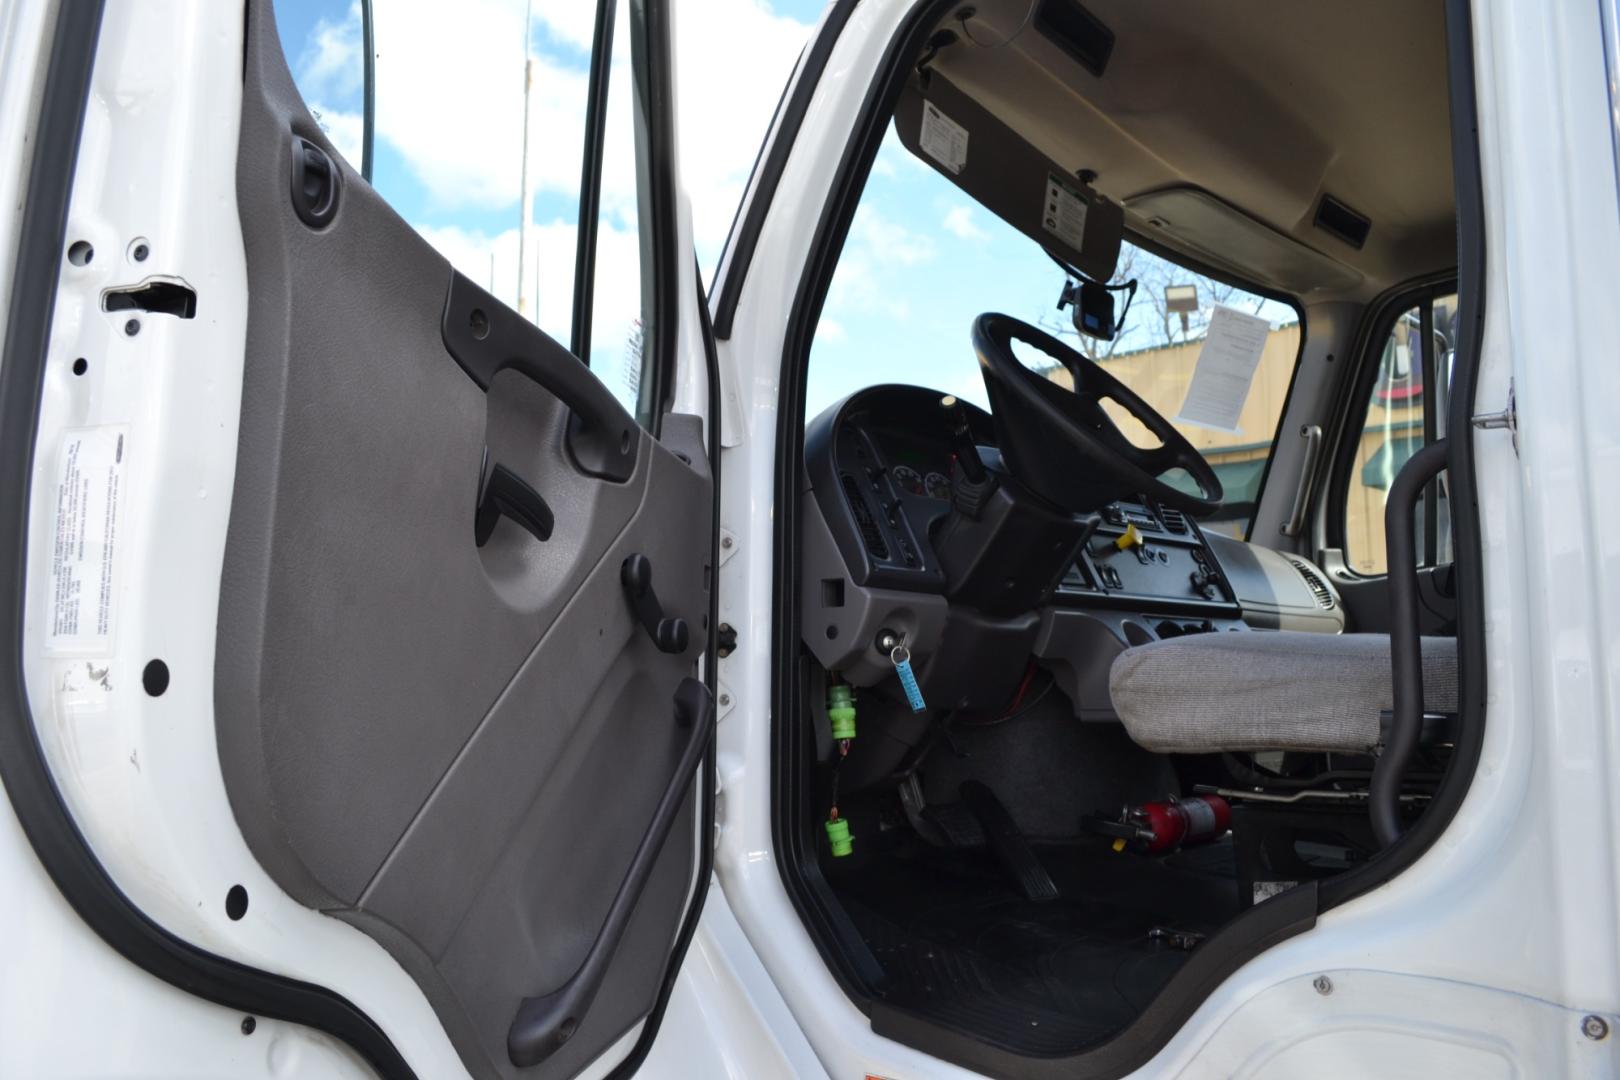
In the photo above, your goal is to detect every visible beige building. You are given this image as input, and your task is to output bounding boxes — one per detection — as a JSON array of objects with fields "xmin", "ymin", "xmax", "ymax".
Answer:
[{"xmin": 1047, "ymin": 317, "xmax": 1425, "ymax": 572}]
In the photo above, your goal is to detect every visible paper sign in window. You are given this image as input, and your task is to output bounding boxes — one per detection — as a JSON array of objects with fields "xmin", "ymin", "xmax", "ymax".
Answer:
[{"xmin": 1175, "ymin": 305, "xmax": 1271, "ymax": 434}]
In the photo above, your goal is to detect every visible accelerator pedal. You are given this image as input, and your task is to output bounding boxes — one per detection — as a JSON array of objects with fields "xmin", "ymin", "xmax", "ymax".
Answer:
[
  {"xmin": 898, "ymin": 775, "xmax": 984, "ymax": 848},
  {"xmin": 959, "ymin": 780, "xmax": 1059, "ymax": 903}
]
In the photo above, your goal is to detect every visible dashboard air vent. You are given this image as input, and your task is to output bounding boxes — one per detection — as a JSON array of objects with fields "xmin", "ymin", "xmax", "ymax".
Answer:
[
  {"xmin": 840, "ymin": 473, "xmax": 889, "ymax": 561},
  {"xmin": 1285, "ymin": 556, "xmax": 1336, "ymax": 610},
  {"xmin": 1158, "ymin": 506, "xmax": 1189, "ymax": 535}
]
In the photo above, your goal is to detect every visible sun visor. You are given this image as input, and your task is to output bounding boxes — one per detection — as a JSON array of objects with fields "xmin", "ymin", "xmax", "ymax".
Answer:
[{"xmin": 894, "ymin": 77, "xmax": 1123, "ymax": 282}]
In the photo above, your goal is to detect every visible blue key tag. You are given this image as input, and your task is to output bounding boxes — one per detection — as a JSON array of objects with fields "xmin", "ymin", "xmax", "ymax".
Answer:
[{"xmin": 891, "ymin": 645, "xmax": 926, "ymax": 712}]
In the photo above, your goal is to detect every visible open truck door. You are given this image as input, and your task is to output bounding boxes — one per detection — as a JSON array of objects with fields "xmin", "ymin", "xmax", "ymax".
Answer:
[{"xmin": 0, "ymin": 2, "xmax": 718, "ymax": 1077}]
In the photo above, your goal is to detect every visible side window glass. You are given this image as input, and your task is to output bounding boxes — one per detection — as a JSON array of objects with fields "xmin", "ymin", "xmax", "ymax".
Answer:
[
  {"xmin": 272, "ymin": 0, "xmax": 660, "ymax": 428},
  {"xmin": 586, "ymin": 0, "xmax": 657, "ymax": 424},
  {"xmin": 1343, "ymin": 293, "xmax": 1457, "ymax": 574}
]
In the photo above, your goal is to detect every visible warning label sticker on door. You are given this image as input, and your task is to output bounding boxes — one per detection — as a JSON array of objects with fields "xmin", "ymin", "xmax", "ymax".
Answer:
[
  {"xmin": 1041, "ymin": 173, "xmax": 1090, "ymax": 252},
  {"xmin": 46, "ymin": 427, "xmax": 127, "ymax": 655},
  {"xmin": 919, "ymin": 101, "xmax": 969, "ymax": 174}
]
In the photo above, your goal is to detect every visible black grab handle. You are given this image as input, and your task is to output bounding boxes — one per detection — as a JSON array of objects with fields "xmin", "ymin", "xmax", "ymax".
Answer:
[
  {"xmin": 441, "ymin": 269, "xmax": 639, "ymax": 483},
  {"xmin": 1370, "ymin": 437, "xmax": 1449, "ymax": 848},
  {"xmin": 507, "ymin": 679, "xmax": 715, "ymax": 1067}
]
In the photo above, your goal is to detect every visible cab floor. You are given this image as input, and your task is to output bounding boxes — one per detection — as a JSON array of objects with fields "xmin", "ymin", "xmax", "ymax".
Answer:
[{"xmin": 830, "ymin": 839, "xmax": 1240, "ymax": 1055}]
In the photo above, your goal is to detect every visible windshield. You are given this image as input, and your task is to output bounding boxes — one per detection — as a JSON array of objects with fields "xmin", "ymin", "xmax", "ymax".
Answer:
[{"xmin": 809, "ymin": 131, "xmax": 1301, "ymax": 535}]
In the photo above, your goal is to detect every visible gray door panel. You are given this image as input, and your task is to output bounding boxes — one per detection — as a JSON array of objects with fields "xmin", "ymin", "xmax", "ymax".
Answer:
[{"xmin": 215, "ymin": 4, "xmax": 711, "ymax": 1077}]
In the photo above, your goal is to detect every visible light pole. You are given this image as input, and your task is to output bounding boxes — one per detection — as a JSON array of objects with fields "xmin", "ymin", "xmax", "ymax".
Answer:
[
  {"xmin": 516, "ymin": 0, "xmax": 536, "ymax": 317},
  {"xmin": 1165, "ymin": 283, "xmax": 1198, "ymax": 342}
]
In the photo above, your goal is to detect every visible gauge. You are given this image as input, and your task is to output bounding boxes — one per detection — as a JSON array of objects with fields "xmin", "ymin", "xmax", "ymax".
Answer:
[
  {"xmin": 924, "ymin": 471, "xmax": 952, "ymax": 500},
  {"xmin": 891, "ymin": 465, "xmax": 924, "ymax": 495}
]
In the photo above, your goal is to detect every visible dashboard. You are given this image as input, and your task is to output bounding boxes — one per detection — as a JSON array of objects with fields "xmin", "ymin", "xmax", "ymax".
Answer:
[{"xmin": 801, "ymin": 384, "xmax": 1343, "ymax": 716}]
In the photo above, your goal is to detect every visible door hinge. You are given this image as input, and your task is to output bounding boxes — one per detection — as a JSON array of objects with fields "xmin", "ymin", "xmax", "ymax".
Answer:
[{"xmin": 1470, "ymin": 379, "xmax": 1517, "ymax": 455}]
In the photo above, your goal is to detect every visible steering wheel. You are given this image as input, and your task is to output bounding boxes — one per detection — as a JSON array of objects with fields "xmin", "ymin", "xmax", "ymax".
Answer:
[{"xmin": 972, "ymin": 312, "xmax": 1223, "ymax": 516}]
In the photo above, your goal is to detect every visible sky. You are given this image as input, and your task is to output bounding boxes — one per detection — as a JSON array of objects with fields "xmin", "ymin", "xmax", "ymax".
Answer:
[
  {"xmin": 272, "ymin": 0, "xmax": 1294, "ymax": 424},
  {"xmin": 273, "ymin": 0, "xmax": 825, "ymax": 413}
]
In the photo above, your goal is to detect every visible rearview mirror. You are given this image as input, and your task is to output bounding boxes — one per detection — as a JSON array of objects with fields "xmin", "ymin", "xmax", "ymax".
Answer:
[
  {"xmin": 1071, "ymin": 279, "xmax": 1117, "ymax": 340},
  {"xmin": 1059, "ymin": 276, "xmax": 1133, "ymax": 342}
]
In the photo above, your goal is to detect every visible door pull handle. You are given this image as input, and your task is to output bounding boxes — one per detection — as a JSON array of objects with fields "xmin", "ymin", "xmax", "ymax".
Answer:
[{"xmin": 620, "ymin": 553, "xmax": 689, "ymax": 654}]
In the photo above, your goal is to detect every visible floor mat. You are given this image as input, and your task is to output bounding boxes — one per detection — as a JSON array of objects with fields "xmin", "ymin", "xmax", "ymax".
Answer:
[{"xmin": 832, "ymin": 840, "xmax": 1240, "ymax": 1055}]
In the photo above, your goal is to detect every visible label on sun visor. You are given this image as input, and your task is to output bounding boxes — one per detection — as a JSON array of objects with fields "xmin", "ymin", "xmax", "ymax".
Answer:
[
  {"xmin": 45, "ymin": 426, "xmax": 128, "ymax": 656},
  {"xmin": 919, "ymin": 101, "xmax": 968, "ymax": 174},
  {"xmin": 1042, "ymin": 173, "xmax": 1090, "ymax": 251}
]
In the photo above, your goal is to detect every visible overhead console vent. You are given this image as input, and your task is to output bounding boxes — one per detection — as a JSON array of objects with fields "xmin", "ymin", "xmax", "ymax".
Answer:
[
  {"xmin": 1285, "ymin": 556, "xmax": 1337, "ymax": 610},
  {"xmin": 840, "ymin": 473, "xmax": 889, "ymax": 560},
  {"xmin": 1126, "ymin": 187, "xmax": 1362, "ymax": 293},
  {"xmin": 1314, "ymin": 194, "xmax": 1371, "ymax": 250},
  {"xmin": 1036, "ymin": 0, "xmax": 1115, "ymax": 78}
]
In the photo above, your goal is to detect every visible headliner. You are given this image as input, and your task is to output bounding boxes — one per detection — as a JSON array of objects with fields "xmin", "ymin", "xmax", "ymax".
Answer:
[{"xmin": 921, "ymin": 0, "xmax": 1456, "ymax": 302}]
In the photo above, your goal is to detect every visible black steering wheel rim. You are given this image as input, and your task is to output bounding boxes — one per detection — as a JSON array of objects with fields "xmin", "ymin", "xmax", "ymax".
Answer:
[{"xmin": 972, "ymin": 312, "xmax": 1224, "ymax": 516}]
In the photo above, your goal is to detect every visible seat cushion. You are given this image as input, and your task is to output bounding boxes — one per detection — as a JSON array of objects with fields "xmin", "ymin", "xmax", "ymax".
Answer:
[{"xmin": 1108, "ymin": 631, "xmax": 1458, "ymax": 754}]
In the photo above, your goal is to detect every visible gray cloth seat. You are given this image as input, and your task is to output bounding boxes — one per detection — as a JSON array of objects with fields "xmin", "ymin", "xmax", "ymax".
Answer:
[{"xmin": 1108, "ymin": 631, "xmax": 1458, "ymax": 754}]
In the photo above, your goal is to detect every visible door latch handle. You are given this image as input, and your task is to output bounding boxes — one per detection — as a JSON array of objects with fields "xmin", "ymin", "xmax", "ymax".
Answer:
[
  {"xmin": 620, "ymin": 554, "xmax": 689, "ymax": 654},
  {"xmin": 475, "ymin": 451, "xmax": 555, "ymax": 547}
]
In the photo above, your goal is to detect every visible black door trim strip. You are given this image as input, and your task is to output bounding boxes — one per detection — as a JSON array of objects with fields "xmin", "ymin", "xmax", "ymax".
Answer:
[
  {"xmin": 0, "ymin": 6, "xmax": 416, "ymax": 1077},
  {"xmin": 571, "ymin": 0, "xmax": 618, "ymax": 366}
]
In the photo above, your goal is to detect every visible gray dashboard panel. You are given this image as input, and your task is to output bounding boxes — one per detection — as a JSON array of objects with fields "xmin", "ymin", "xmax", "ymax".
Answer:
[
  {"xmin": 801, "ymin": 489, "xmax": 949, "ymax": 686},
  {"xmin": 800, "ymin": 385, "xmax": 1344, "ymax": 730},
  {"xmin": 1206, "ymin": 531, "xmax": 1345, "ymax": 633}
]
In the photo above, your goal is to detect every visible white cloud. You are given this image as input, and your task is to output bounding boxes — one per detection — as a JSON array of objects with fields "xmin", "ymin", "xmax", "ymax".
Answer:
[
  {"xmin": 851, "ymin": 205, "xmax": 936, "ymax": 266},
  {"xmin": 530, "ymin": 1, "xmax": 599, "ymax": 54},
  {"xmin": 869, "ymin": 127, "xmax": 912, "ymax": 179},
  {"xmin": 294, "ymin": 2, "xmax": 363, "ymax": 100},
  {"xmin": 413, "ymin": 215, "xmax": 648, "ymax": 393},
  {"xmin": 670, "ymin": 0, "xmax": 814, "ymax": 270},
  {"xmin": 815, "ymin": 318, "xmax": 847, "ymax": 345},
  {"xmin": 294, "ymin": 0, "xmax": 589, "ymax": 210},
  {"xmin": 306, "ymin": 102, "xmax": 364, "ymax": 172},
  {"xmin": 821, "ymin": 206, "xmax": 937, "ymax": 325},
  {"xmin": 942, "ymin": 204, "xmax": 988, "ymax": 241},
  {"xmin": 290, "ymin": 0, "xmax": 813, "ymax": 270}
]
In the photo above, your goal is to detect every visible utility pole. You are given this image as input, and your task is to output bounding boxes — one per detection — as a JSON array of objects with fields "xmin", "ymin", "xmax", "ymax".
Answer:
[{"xmin": 516, "ymin": 0, "xmax": 535, "ymax": 317}]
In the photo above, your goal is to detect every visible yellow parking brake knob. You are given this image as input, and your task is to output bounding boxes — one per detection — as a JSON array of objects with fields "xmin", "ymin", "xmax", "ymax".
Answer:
[{"xmin": 1115, "ymin": 522, "xmax": 1143, "ymax": 551}]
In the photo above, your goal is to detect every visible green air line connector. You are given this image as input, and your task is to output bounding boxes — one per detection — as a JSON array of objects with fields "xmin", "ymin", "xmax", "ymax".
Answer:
[
  {"xmin": 828, "ymin": 683, "xmax": 857, "ymax": 741},
  {"xmin": 825, "ymin": 816, "xmax": 853, "ymax": 857}
]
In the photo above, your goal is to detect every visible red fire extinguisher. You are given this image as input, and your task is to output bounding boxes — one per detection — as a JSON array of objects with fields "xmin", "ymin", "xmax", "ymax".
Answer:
[{"xmin": 1086, "ymin": 795, "xmax": 1232, "ymax": 854}]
